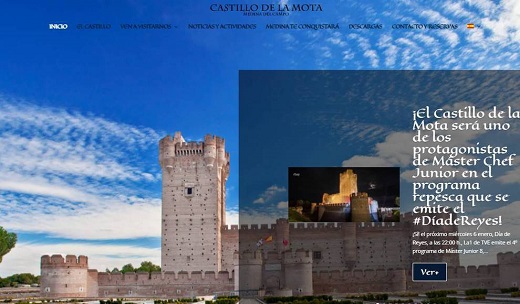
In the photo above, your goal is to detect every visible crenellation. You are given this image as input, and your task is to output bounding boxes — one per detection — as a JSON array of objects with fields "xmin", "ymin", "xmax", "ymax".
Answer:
[
  {"xmin": 222, "ymin": 225, "xmax": 239, "ymax": 230},
  {"xmin": 50, "ymin": 254, "xmax": 65, "ymax": 264}
]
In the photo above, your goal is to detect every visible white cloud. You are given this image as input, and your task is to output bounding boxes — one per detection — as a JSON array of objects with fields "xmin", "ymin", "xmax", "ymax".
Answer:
[
  {"xmin": 277, "ymin": 201, "xmax": 288, "ymax": 209},
  {"xmin": 363, "ymin": 50, "xmax": 379, "ymax": 68},
  {"xmin": 0, "ymin": 99, "xmax": 163, "ymax": 240},
  {"xmin": 0, "ymin": 189, "xmax": 161, "ymax": 239},
  {"xmin": 442, "ymin": 1, "xmax": 474, "ymax": 18},
  {"xmin": 225, "ymin": 209, "xmax": 239, "ymax": 226},
  {"xmin": 498, "ymin": 166, "xmax": 520, "ymax": 184},
  {"xmin": 272, "ymin": 1, "xmax": 519, "ymax": 70},
  {"xmin": 252, "ymin": 185, "xmax": 286, "ymax": 204},
  {"xmin": 343, "ymin": 102, "xmax": 507, "ymax": 168},
  {"xmin": 480, "ymin": 0, "xmax": 520, "ymax": 44}
]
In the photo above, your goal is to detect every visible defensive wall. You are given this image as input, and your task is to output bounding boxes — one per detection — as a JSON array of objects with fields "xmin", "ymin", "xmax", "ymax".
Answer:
[
  {"xmin": 96, "ymin": 270, "xmax": 234, "ymax": 298},
  {"xmin": 41, "ymin": 251, "xmax": 520, "ymax": 297}
]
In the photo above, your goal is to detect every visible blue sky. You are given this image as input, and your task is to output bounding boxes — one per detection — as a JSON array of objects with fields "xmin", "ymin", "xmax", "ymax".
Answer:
[{"xmin": 0, "ymin": 0, "xmax": 519, "ymax": 276}]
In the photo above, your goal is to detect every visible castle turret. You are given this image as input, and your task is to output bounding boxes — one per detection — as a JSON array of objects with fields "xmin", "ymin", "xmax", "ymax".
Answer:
[
  {"xmin": 497, "ymin": 251, "xmax": 520, "ymax": 288},
  {"xmin": 203, "ymin": 134, "xmax": 217, "ymax": 167},
  {"xmin": 239, "ymin": 250, "xmax": 263, "ymax": 291},
  {"xmin": 276, "ymin": 218, "xmax": 290, "ymax": 254},
  {"xmin": 216, "ymin": 136, "xmax": 227, "ymax": 169},
  {"xmin": 40, "ymin": 254, "xmax": 89, "ymax": 298},
  {"xmin": 339, "ymin": 169, "xmax": 358, "ymax": 196},
  {"xmin": 159, "ymin": 132, "xmax": 185, "ymax": 169},
  {"xmin": 351, "ymin": 192, "xmax": 371, "ymax": 222},
  {"xmin": 283, "ymin": 249, "xmax": 313, "ymax": 296}
]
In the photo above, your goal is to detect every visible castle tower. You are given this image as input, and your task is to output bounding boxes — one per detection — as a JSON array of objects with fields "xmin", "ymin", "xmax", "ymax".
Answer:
[
  {"xmin": 275, "ymin": 218, "xmax": 290, "ymax": 254},
  {"xmin": 239, "ymin": 250, "xmax": 263, "ymax": 291},
  {"xmin": 339, "ymin": 169, "xmax": 358, "ymax": 196},
  {"xmin": 159, "ymin": 132, "xmax": 230, "ymax": 273},
  {"xmin": 40, "ymin": 255, "xmax": 89, "ymax": 298},
  {"xmin": 351, "ymin": 192, "xmax": 371, "ymax": 222},
  {"xmin": 283, "ymin": 249, "xmax": 313, "ymax": 296}
]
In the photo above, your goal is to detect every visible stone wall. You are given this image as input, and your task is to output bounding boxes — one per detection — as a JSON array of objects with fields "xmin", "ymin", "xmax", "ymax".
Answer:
[
  {"xmin": 313, "ymin": 269, "xmax": 407, "ymax": 294},
  {"xmin": 97, "ymin": 271, "xmax": 234, "ymax": 298},
  {"xmin": 40, "ymin": 255, "xmax": 89, "ymax": 298}
]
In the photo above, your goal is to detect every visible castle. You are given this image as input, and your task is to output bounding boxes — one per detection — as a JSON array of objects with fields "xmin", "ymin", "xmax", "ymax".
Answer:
[
  {"xmin": 321, "ymin": 169, "xmax": 358, "ymax": 205},
  {"xmin": 40, "ymin": 132, "xmax": 520, "ymax": 298}
]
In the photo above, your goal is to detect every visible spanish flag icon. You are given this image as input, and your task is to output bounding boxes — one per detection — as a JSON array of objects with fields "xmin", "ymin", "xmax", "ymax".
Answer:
[{"xmin": 467, "ymin": 23, "xmax": 475, "ymax": 29}]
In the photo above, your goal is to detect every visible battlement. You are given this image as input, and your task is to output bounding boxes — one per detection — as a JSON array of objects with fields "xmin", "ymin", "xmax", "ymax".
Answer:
[
  {"xmin": 445, "ymin": 264, "xmax": 500, "ymax": 279},
  {"xmin": 97, "ymin": 270, "xmax": 233, "ymax": 285},
  {"xmin": 160, "ymin": 132, "xmax": 228, "ymax": 159},
  {"xmin": 283, "ymin": 249, "xmax": 312, "ymax": 263},
  {"xmin": 289, "ymin": 222, "xmax": 342, "ymax": 231},
  {"xmin": 238, "ymin": 223, "xmax": 275, "ymax": 230},
  {"xmin": 159, "ymin": 132, "xmax": 185, "ymax": 145},
  {"xmin": 215, "ymin": 136, "xmax": 225, "ymax": 146},
  {"xmin": 203, "ymin": 134, "xmax": 226, "ymax": 147},
  {"xmin": 241, "ymin": 250, "xmax": 263, "ymax": 265},
  {"xmin": 497, "ymin": 251, "xmax": 520, "ymax": 264},
  {"xmin": 41, "ymin": 254, "xmax": 88, "ymax": 268},
  {"xmin": 204, "ymin": 134, "xmax": 218, "ymax": 144},
  {"xmin": 314, "ymin": 268, "xmax": 404, "ymax": 279},
  {"xmin": 356, "ymin": 222, "xmax": 400, "ymax": 228},
  {"xmin": 175, "ymin": 141, "xmax": 204, "ymax": 156}
]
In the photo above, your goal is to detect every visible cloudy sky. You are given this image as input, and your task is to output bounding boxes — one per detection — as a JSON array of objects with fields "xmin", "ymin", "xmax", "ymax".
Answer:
[{"xmin": 1, "ymin": 0, "xmax": 519, "ymax": 276}]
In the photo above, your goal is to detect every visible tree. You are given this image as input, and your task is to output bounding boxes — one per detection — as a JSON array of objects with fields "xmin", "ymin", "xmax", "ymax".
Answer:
[
  {"xmin": 0, "ymin": 226, "xmax": 17, "ymax": 263},
  {"xmin": 137, "ymin": 261, "xmax": 161, "ymax": 273},
  {"xmin": 108, "ymin": 261, "xmax": 161, "ymax": 273},
  {"xmin": 0, "ymin": 273, "xmax": 39, "ymax": 287},
  {"xmin": 121, "ymin": 263, "xmax": 135, "ymax": 273}
]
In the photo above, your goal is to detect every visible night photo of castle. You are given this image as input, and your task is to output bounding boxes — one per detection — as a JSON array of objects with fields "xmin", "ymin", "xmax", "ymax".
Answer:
[{"xmin": 288, "ymin": 167, "xmax": 400, "ymax": 222}]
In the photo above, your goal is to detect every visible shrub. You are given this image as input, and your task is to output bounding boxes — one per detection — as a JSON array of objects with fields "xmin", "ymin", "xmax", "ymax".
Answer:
[
  {"xmin": 464, "ymin": 289, "xmax": 487, "ymax": 296},
  {"xmin": 263, "ymin": 296, "xmax": 361, "ymax": 304},
  {"xmin": 464, "ymin": 294, "xmax": 485, "ymax": 300},
  {"xmin": 421, "ymin": 297, "xmax": 458, "ymax": 304},
  {"xmin": 396, "ymin": 292, "xmax": 419, "ymax": 297},
  {"xmin": 511, "ymin": 291, "xmax": 520, "ymax": 297},
  {"xmin": 425, "ymin": 290, "xmax": 457, "ymax": 298},
  {"xmin": 361, "ymin": 293, "xmax": 388, "ymax": 301},
  {"xmin": 502, "ymin": 287, "xmax": 519, "ymax": 293}
]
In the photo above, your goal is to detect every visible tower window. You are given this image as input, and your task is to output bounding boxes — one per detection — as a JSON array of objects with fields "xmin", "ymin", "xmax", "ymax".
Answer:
[{"xmin": 184, "ymin": 183, "xmax": 195, "ymax": 196}]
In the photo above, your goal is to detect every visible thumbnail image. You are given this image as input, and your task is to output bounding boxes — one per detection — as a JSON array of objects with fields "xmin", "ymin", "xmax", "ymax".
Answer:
[{"xmin": 288, "ymin": 167, "xmax": 400, "ymax": 222}]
